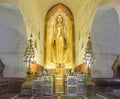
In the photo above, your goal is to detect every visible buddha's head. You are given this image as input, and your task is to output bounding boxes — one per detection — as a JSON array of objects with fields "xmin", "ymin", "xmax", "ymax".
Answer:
[{"xmin": 56, "ymin": 15, "xmax": 63, "ymax": 23}]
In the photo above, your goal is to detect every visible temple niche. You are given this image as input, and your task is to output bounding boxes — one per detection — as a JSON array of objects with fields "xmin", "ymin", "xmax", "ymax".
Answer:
[{"xmin": 44, "ymin": 3, "xmax": 75, "ymax": 69}]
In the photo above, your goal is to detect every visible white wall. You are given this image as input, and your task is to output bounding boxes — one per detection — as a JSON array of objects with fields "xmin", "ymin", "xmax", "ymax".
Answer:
[
  {"xmin": 91, "ymin": 6, "xmax": 120, "ymax": 78},
  {"xmin": 0, "ymin": 3, "xmax": 27, "ymax": 77}
]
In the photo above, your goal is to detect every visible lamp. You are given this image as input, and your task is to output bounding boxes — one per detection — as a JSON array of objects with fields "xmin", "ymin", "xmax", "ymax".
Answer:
[{"xmin": 84, "ymin": 35, "xmax": 95, "ymax": 85}]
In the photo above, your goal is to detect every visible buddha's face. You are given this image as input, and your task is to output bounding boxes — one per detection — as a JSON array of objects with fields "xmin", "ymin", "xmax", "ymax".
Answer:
[{"xmin": 57, "ymin": 15, "xmax": 63, "ymax": 23}]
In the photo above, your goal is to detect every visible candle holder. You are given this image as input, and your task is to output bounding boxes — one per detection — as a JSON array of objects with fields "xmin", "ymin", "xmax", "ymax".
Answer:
[
  {"xmin": 24, "ymin": 34, "xmax": 35, "ymax": 75},
  {"xmin": 22, "ymin": 34, "xmax": 35, "ymax": 89},
  {"xmin": 84, "ymin": 36, "xmax": 95, "ymax": 85}
]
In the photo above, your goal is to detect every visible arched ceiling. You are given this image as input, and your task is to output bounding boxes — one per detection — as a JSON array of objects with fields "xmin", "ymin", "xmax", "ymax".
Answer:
[
  {"xmin": 0, "ymin": 2, "xmax": 27, "ymax": 77},
  {"xmin": 91, "ymin": 5, "xmax": 120, "ymax": 78},
  {"xmin": 92, "ymin": 5, "xmax": 120, "ymax": 54},
  {"xmin": 0, "ymin": 3, "xmax": 26, "ymax": 38}
]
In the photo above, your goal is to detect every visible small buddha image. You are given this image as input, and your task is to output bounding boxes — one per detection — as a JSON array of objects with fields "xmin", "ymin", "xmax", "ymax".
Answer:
[
  {"xmin": 71, "ymin": 69, "xmax": 75, "ymax": 75},
  {"xmin": 43, "ymin": 69, "xmax": 47, "ymax": 75}
]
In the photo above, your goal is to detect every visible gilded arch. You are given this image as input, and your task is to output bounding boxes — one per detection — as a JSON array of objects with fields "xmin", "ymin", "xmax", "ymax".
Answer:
[{"xmin": 44, "ymin": 3, "xmax": 75, "ymax": 69}]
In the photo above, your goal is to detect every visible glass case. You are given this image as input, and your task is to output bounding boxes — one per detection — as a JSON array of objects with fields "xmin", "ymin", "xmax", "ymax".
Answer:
[
  {"xmin": 41, "ymin": 75, "xmax": 53, "ymax": 95},
  {"xmin": 77, "ymin": 74, "xmax": 86, "ymax": 95},
  {"xmin": 31, "ymin": 80, "xmax": 44, "ymax": 96},
  {"xmin": 67, "ymin": 75, "xmax": 77, "ymax": 96}
]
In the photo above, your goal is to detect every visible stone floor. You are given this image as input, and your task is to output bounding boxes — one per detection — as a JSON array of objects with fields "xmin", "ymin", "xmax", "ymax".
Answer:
[
  {"xmin": 0, "ymin": 93, "xmax": 18, "ymax": 99},
  {"xmin": 0, "ymin": 92, "xmax": 120, "ymax": 99},
  {"xmin": 98, "ymin": 92, "xmax": 120, "ymax": 99},
  {"xmin": 1, "ymin": 93, "xmax": 119, "ymax": 99}
]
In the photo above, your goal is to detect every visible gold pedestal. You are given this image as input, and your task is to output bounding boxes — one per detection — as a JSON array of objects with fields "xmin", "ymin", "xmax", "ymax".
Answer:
[
  {"xmin": 22, "ymin": 73, "xmax": 34, "ymax": 88},
  {"xmin": 54, "ymin": 68, "xmax": 65, "ymax": 93},
  {"xmin": 22, "ymin": 63, "xmax": 35, "ymax": 88},
  {"xmin": 55, "ymin": 76, "xmax": 64, "ymax": 93},
  {"xmin": 20, "ymin": 74, "xmax": 34, "ymax": 96}
]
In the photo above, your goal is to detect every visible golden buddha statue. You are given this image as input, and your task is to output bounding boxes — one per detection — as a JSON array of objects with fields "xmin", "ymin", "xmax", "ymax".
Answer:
[
  {"xmin": 45, "ymin": 11, "xmax": 74, "ymax": 69},
  {"xmin": 52, "ymin": 15, "xmax": 67, "ymax": 66}
]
